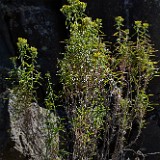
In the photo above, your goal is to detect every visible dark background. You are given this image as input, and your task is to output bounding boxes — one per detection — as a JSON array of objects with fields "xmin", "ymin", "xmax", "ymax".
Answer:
[{"xmin": 1, "ymin": 0, "xmax": 160, "ymax": 159}]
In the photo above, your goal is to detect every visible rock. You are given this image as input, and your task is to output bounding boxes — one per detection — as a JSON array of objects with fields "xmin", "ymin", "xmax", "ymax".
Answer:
[{"xmin": 0, "ymin": 99, "xmax": 59, "ymax": 160}]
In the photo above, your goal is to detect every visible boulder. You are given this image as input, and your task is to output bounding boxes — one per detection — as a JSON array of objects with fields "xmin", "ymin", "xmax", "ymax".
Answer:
[{"xmin": 0, "ymin": 99, "xmax": 59, "ymax": 160}]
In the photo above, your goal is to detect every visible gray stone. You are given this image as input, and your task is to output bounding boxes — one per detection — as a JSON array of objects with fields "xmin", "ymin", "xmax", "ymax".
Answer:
[{"xmin": 0, "ymin": 97, "xmax": 59, "ymax": 160}]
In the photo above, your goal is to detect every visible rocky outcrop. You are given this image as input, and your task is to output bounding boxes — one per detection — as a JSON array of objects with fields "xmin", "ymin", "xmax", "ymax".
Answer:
[
  {"xmin": 0, "ymin": 100, "xmax": 59, "ymax": 160},
  {"xmin": 0, "ymin": 66, "xmax": 59, "ymax": 160}
]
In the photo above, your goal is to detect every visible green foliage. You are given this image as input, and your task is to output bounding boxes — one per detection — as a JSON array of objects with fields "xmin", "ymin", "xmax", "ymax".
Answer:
[
  {"xmin": 110, "ymin": 16, "xmax": 157, "ymax": 159},
  {"xmin": 60, "ymin": 0, "xmax": 111, "ymax": 159},
  {"xmin": 45, "ymin": 73, "xmax": 61, "ymax": 160},
  {"xmin": 9, "ymin": 1, "xmax": 158, "ymax": 159},
  {"xmin": 61, "ymin": 0, "xmax": 87, "ymax": 25},
  {"xmin": 10, "ymin": 37, "xmax": 41, "ymax": 112},
  {"xmin": 10, "ymin": 38, "xmax": 62, "ymax": 160},
  {"xmin": 59, "ymin": 0, "xmax": 157, "ymax": 159}
]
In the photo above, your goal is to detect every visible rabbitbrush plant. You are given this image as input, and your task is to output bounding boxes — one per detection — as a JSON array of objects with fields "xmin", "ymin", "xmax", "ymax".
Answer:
[
  {"xmin": 108, "ymin": 17, "xmax": 157, "ymax": 160},
  {"xmin": 10, "ymin": 38, "xmax": 61, "ymax": 160},
  {"xmin": 60, "ymin": 0, "xmax": 111, "ymax": 159},
  {"xmin": 59, "ymin": 0, "xmax": 157, "ymax": 160},
  {"xmin": 10, "ymin": 37, "xmax": 41, "ymax": 113},
  {"xmin": 9, "ymin": 1, "xmax": 157, "ymax": 159},
  {"xmin": 44, "ymin": 72, "xmax": 61, "ymax": 160}
]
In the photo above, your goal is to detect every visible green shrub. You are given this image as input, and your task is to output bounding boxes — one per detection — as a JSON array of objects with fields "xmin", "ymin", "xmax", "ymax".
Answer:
[
  {"xmin": 10, "ymin": 37, "xmax": 41, "ymax": 112},
  {"xmin": 60, "ymin": 0, "xmax": 111, "ymax": 159},
  {"xmin": 9, "ymin": 1, "xmax": 157, "ymax": 159},
  {"xmin": 45, "ymin": 73, "xmax": 61, "ymax": 160},
  {"xmin": 10, "ymin": 38, "xmax": 61, "ymax": 160},
  {"xmin": 110, "ymin": 16, "xmax": 156, "ymax": 160},
  {"xmin": 59, "ymin": 0, "xmax": 157, "ymax": 159}
]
